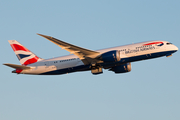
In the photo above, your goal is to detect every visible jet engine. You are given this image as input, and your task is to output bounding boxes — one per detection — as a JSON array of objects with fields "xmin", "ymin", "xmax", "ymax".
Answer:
[
  {"xmin": 99, "ymin": 50, "xmax": 120, "ymax": 62},
  {"xmin": 110, "ymin": 63, "xmax": 131, "ymax": 73}
]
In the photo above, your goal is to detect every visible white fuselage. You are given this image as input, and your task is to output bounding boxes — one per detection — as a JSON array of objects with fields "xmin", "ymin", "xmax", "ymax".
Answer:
[{"xmin": 20, "ymin": 40, "xmax": 178, "ymax": 75}]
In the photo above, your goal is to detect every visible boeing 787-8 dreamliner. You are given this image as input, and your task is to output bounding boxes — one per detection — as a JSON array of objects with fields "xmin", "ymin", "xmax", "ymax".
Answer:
[{"xmin": 4, "ymin": 34, "xmax": 178, "ymax": 75}]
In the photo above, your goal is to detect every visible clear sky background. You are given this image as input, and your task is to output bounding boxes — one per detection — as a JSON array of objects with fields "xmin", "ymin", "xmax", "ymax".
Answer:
[{"xmin": 0, "ymin": 0, "xmax": 180, "ymax": 120}]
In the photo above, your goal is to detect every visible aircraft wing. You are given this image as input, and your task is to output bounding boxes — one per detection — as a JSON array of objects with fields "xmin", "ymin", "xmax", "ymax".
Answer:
[{"xmin": 37, "ymin": 34, "xmax": 100, "ymax": 65}]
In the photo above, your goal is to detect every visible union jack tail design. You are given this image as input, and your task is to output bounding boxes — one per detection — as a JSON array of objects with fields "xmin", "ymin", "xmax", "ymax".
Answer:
[{"xmin": 8, "ymin": 40, "xmax": 43, "ymax": 66}]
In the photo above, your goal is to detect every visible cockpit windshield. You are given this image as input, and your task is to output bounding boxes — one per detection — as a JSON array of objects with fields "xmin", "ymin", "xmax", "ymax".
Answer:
[{"xmin": 166, "ymin": 43, "xmax": 172, "ymax": 45}]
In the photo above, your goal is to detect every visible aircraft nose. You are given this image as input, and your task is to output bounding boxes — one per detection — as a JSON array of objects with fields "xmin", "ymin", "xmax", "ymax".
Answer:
[{"xmin": 174, "ymin": 45, "xmax": 178, "ymax": 51}]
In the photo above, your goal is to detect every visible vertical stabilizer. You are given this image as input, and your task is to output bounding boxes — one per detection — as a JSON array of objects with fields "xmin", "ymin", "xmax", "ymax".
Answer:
[{"xmin": 8, "ymin": 40, "xmax": 43, "ymax": 65}]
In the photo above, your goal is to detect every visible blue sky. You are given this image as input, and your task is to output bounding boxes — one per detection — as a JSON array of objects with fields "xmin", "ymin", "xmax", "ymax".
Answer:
[{"xmin": 0, "ymin": 0, "xmax": 180, "ymax": 120}]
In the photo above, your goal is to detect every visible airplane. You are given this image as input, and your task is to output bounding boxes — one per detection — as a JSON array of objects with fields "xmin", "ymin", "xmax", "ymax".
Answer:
[{"xmin": 3, "ymin": 34, "xmax": 178, "ymax": 75}]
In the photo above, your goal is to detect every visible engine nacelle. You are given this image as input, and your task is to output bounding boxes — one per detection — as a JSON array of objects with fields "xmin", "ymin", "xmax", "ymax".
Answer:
[
  {"xmin": 99, "ymin": 50, "xmax": 120, "ymax": 62},
  {"xmin": 110, "ymin": 63, "xmax": 131, "ymax": 73}
]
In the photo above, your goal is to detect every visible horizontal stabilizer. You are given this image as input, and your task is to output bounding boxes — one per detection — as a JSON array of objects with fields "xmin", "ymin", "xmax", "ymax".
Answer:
[{"xmin": 3, "ymin": 63, "xmax": 32, "ymax": 70}]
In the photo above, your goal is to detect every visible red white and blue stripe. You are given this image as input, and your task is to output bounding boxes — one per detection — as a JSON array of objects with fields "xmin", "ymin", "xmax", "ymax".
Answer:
[
  {"xmin": 143, "ymin": 41, "xmax": 164, "ymax": 46},
  {"xmin": 8, "ymin": 40, "xmax": 42, "ymax": 66}
]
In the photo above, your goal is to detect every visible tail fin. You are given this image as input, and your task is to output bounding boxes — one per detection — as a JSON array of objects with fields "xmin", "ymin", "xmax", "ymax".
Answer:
[{"xmin": 8, "ymin": 40, "xmax": 43, "ymax": 65}]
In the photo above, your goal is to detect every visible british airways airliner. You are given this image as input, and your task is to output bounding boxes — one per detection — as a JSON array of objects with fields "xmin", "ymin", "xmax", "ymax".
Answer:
[{"xmin": 4, "ymin": 34, "xmax": 178, "ymax": 75}]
